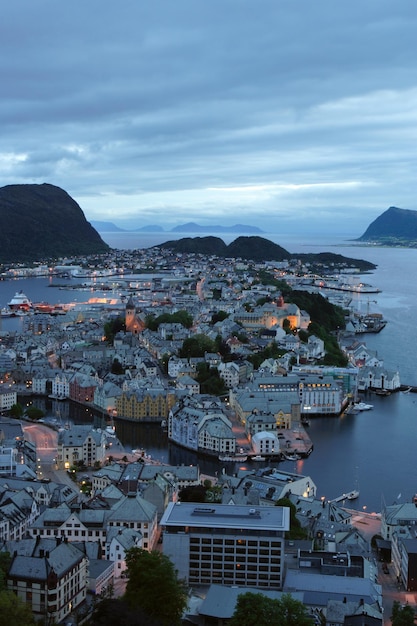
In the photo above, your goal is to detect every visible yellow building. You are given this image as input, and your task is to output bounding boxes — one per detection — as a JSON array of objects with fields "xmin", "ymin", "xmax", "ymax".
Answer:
[{"xmin": 116, "ymin": 389, "xmax": 176, "ymax": 422}]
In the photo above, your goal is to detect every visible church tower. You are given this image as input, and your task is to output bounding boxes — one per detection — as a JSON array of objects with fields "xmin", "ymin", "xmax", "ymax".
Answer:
[{"xmin": 125, "ymin": 296, "xmax": 143, "ymax": 335}]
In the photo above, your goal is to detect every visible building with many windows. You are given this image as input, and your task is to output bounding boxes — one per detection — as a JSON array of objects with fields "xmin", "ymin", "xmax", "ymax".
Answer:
[
  {"xmin": 57, "ymin": 425, "xmax": 107, "ymax": 469},
  {"xmin": 160, "ymin": 502, "xmax": 290, "ymax": 589},
  {"xmin": 6, "ymin": 536, "xmax": 88, "ymax": 625}
]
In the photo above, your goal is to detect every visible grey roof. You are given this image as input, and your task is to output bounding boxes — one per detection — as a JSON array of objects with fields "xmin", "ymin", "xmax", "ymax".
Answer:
[
  {"xmin": 161, "ymin": 501, "xmax": 289, "ymax": 531},
  {"xmin": 284, "ymin": 570, "xmax": 381, "ymax": 607},
  {"xmin": 199, "ymin": 584, "xmax": 303, "ymax": 619},
  {"xmin": 58, "ymin": 424, "xmax": 105, "ymax": 446},
  {"xmin": 8, "ymin": 539, "xmax": 85, "ymax": 581},
  {"xmin": 107, "ymin": 526, "xmax": 142, "ymax": 549},
  {"xmin": 109, "ymin": 493, "xmax": 157, "ymax": 522}
]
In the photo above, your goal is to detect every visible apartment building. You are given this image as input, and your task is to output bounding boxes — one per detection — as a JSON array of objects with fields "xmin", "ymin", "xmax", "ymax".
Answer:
[
  {"xmin": 6, "ymin": 537, "xmax": 88, "ymax": 625},
  {"xmin": 160, "ymin": 502, "xmax": 290, "ymax": 589}
]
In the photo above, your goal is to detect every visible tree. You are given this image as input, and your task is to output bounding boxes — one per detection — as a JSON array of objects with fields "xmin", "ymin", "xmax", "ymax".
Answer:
[
  {"xmin": 179, "ymin": 334, "xmax": 216, "ymax": 358},
  {"xmin": 88, "ymin": 597, "xmax": 164, "ymax": 626},
  {"xmin": 229, "ymin": 591, "xmax": 314, "ymax": 626},
  {"xmin": 124, "ymin": 548, "xmax": 187, "ymax": 626},
  {"xmin": 9, "ymin": 403, "xmax": 24, "ymax": 418},
  {"xmin": 0, "ymin": 589, "xmax": 36, "ymax": 626},
  {"xmin": 275, "ymin": 498, "xmax": 308, "ymax": 540},
  {"xmin": 25, "ymin": 406, "xmax": 45, "ymax": 420},
  {"xmin": 111, "ymin": 358, "xmax": 124, "ymax": 374},
  {"xmin": 104, "ymin": 317, "xmax": 126, "ymax": 343},
  {"xmin": 392, "ymin": 600, "xmax": 415, "ymax": 626},
  {"xmin": 178, "ymin": 484, "xmax": 207, "ymax": 502}
]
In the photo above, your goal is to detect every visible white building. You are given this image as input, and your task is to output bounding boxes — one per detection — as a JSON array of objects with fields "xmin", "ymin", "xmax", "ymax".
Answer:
[{"xmin": 0, "ymin": 385, "xmax": 17, "ymax": 412}]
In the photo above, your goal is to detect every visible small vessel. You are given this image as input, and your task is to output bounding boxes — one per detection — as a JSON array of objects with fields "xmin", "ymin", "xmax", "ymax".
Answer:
[
  {"xmin": 284, "ymin": 452, "xmax": 300, "ymax": 461},
  {"xmin": 33, "ymin": 302, "xmax": 54, "ymax": 314},
  {"xmin": 7, "ymin": 290, "xmax": 32, "ymax": 310},
  {"xmin": 218, "ymin": 453, "xmax": 248, "ymax": 462},
  {"xmin": 354, "ymin": 402, "xmax": 373, "ymax": 411},
  {"xmin": 105, "ymin": 425, "xmax": 116, "ymax": 438},
  {"xmin": 251, "ymin": 454, "xmax": 266, "ymax": 462},
  {"xmin": 346, "ymin": 489, "xmax": 360, "ymax": 500}
]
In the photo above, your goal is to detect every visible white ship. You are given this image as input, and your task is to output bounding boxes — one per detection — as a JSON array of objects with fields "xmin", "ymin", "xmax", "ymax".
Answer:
[{"xmin": 7, "ymin": 291, "xmax": 32, "ymax": 310}]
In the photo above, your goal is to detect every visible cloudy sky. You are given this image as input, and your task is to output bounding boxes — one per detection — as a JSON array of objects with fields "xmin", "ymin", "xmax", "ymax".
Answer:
[{"xmin": 2, "ymin": 1, "xmax": 417, "ymax": 234}]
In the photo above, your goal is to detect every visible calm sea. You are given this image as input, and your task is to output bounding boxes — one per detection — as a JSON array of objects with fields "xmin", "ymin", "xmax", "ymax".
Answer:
[{"xmin": 2, "ymin": 230, "xmax": 417, "ymax": 513}]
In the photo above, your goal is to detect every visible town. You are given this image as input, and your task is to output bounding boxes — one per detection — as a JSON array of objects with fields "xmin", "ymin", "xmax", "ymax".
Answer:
[{"xmin": 0, "ymin": 245, "xmax": 411, "ymax": 625}]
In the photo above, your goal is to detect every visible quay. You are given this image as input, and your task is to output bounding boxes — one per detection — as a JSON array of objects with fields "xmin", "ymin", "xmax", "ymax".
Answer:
[{"xmin": 231, "ymin": 418, "xmax": 313, "ymax": 460}]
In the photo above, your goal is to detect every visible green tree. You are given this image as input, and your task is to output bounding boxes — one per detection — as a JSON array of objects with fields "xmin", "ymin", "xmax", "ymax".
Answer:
[
  {"xmin": 25, "ymin": 406, "xmax": 45, "ymax": 420},
  {"xmin": 145, "ymin": 310, "xmax": 193, "ymax": 331},
  {"xmin": 276, "ymin": 593, "xmax": 315, "ymax": 625},
  {"xmin": 178, "ymin": 484, "xmax": 207, "ymax": 502},
  {"xmin": 0, "ymin": 589, "xmax": 36, "ymax": 626},
  {"xmin": 229, "ymin": 591, "xmax": 314, "ymax": 626},
  {"xmin": 9, "ymin": 403, "xmax": 23, "ymax": 418},
  {"xmin": 104, "ymin": 317, "xmax": 126, "ymax": 343},
  {"xmin": 275, "ymin": 498, "xmax": 308, "ymax": 540},
  {"xmin": 0, "ymin": 552, "xmax": 11, "ymax": 591},
  {"xmin": 111, "ymin": 358, "xmax": 124, "ymax": 375},
  {"xmin": 211, "ymin": 310, "xmax": 229, "ymax": 324},
  {"xmin": 124, "ymin": 548, "xmax": 187, "ymax": 626},
  {"xmin": 88, "ymin": 597, "xmax": 164, "ymax": 626},
  {"xmin": 392, "ymin": 600, "xmax": 415, "ymax": 626},
  {"xmin": 179, "ymin": 334, "xmax": 216, "ymax": 358}
]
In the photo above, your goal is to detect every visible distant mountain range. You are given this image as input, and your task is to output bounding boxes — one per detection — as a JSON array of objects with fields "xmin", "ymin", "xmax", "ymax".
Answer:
[
  {"xmin": 91, "ymin": 220, "xmax": 264, "ymax": 234},
  {"xmin": 358, "ymin": 206, "xmax": 417, "ymax": 243},
  {"xmin": 0, "ymin": 183, "xmax": 109, "ymax": 264}
]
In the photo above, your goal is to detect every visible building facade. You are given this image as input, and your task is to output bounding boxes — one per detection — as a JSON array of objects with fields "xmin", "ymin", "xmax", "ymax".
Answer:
[{"xmin": 161, "ymin": 502, "xmax": 290, "ymax": 589}]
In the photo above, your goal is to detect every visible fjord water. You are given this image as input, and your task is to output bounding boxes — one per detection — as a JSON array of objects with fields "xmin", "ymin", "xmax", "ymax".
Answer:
[{"xmin": 2, "ymin": 231, "xmax": 417, "ymax": 513}]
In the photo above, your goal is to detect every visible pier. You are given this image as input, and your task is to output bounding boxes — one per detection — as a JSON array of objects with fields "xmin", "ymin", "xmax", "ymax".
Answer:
[{"xmin": 328, "ymin": 489, "xmax": 359, "ymax": 503}]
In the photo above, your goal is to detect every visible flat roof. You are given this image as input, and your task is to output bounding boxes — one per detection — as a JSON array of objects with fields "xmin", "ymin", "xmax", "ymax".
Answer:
[{"xmin": 160, "ymin": 502, "xmax": 290, "ymax": 531}]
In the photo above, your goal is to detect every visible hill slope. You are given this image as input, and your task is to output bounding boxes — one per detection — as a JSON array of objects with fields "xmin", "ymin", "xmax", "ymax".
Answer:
[
  {"xmin": 358, "ymin": 206, "xmax": 417, "ymax": 242},
  {"xmin": 0, "ymin": 183, "xmax": 110, "ymax": 263},
  {"xmin": 158, "ymin": 235, "xmax": 376, "ymax": 270}
]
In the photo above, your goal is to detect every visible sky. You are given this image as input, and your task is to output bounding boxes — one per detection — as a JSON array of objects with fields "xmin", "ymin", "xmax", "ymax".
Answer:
[{"xmin": 2, "ymin": 1, "xmax": 417, "ymax": 235}]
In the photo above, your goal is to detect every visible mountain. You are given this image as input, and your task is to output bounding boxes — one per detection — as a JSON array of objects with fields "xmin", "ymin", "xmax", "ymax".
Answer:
[
  {"xmin": 169, "ymin": 222, "xmax": 264, "ymax": 234},
  {"xmin": 159, "ymin": 236, "xmax": 290, "ymax": 261},
  {"xmin": 358, "ymin": 206, "xmax": 417, "ymax": 242},
  {"xmin": 90, "ymin": 220, "xmax": 126, "ymax": 232},
  {"xmin": 158, "ymin": 235, "xmax": 376, "ymax": 269},
  {"xmin": 133, "ymin": 225, "xmax": 165, "ymax": 232},
  {"xmin": 0, "ymin": 183, "xmax": 110, "ymax": 263}
]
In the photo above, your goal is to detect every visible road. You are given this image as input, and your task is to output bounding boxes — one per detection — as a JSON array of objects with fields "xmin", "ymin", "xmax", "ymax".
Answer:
[{"xmin": 22, "ymin": 421, "xmax": 77, "ymax": 488}]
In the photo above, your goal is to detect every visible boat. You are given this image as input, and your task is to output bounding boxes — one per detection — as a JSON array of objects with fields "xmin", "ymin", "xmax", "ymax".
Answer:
[
  {"xmin": 284, "ymin": 452, "xmax": 300, "ymax": 461},
  {"xmin": 346, "ymin": 489, "xmax": 360, "ymax": 500},
  {"xmin": 218, "ymin": 453, "xmax": 248, "ymax": 462},
  {"xmin": 33, "ymin": 302, "xmax": 54, "ymax": 314},
  {"xmin": 354, "ymin": 402, "xmax": 373, "ymax": 411},
  {"xmin": 105, "ymin": 426, "xmax": 116, "ymax": 438},
  {"xmin": 250, "ymin": 455, "xmax": 266, "ymax": 462},
  {"xmin": 7, "ymin": 290, "xmax": 32, "ymax": 310}
]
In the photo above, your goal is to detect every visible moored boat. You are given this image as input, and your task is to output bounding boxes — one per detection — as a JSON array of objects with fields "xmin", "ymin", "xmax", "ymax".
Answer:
[
  {"xmin": 7, "ymin": 290, "xmax": 32, "ymax": 310},
  {"xmin": 284, "ymin": 452, "xmax": 301, "ymax": 461},
  {"xmin": 346, "ymin": 489, "xmax": 360, "ymax": 500},
  {"xmin": 218, "ymin": 453, "xmax": 248, "ymax": 462},
  {"xmin": 354, "ymin": 402, "xmax": 373, "ymax": 411}
]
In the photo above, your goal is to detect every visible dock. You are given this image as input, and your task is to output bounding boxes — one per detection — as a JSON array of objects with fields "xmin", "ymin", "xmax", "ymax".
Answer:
[{"xmin": 329, "ymin": 489, "xmax": 359, "ymax": 503}]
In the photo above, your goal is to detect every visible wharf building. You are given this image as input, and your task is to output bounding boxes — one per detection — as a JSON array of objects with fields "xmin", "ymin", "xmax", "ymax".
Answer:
[
  {"xmin": 160, "ymin": 502, "xmax": 290, "ymax": 589},
  {"xmin": 245, "ymin": 372, "xmax": 346, "ymax": 416}
]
